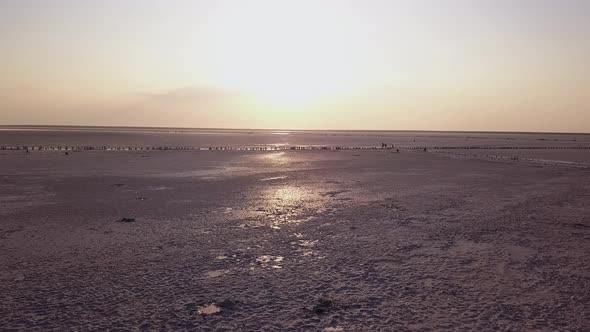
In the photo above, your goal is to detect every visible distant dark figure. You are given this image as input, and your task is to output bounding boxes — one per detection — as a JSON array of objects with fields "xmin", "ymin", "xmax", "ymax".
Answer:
[
  {"xmin": 423, "ymin": 148, "xmax": 427, "ymax": 152},
  {"xmin": 396, "ymin": 148, "xmax": 400, "ymax": 153},
  {"xmin": 64, "ymin": 152, "xmax": 69, "ymax": 156}
]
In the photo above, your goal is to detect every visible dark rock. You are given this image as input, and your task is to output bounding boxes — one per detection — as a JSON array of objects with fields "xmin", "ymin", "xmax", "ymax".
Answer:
[
  {"xmin": 312, "ymin": 298, "xmax": 334, "ymax": 315},
  {"xmin": 218, "ymin": 299, "xmax": 238, "ymax": 311},
  {"xmin": 116, "ymin": 217, "xmax": 136, "ymax": 223}
]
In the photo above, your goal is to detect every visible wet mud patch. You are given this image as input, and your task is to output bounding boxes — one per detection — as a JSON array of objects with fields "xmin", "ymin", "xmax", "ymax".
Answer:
[
  {"xmin": 148, "ymin": 185, "xmax": 173, "ymax": 191},
  {"xmin": 396, "ymin": 243, "xmax": 423, "ymax": 253},
  {"xmin": 320, "ymin": 190, "xmax": 351, "ymax": 198},
  {"xmin": 116, "ymin": 217, "xmax": 136, "ymax": 223},
  {"xmin": 572, "ymin": 223, "xmax": 590, "ymax": 229},
  {"xmin": 379, "ymin": 200, "xmax": 405, "ymax": 211},
  {"xmin": 205, "ymin": 270, "xmax": 229, "ymax": 278},
  {"xmin": 0, "ymin": 227, "xmax": 24, "ymax": 240},
  {"xmin": 310, "ymin": 298, "xmax": 336, "ymax": 315},
  {"xmin": 0, "ymin": 184, "xmax": 55, "ymax": 215}
]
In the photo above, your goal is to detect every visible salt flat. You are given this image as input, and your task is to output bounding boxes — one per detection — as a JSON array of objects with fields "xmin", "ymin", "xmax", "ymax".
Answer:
[{"xmin": 1, "ymin": 146, "xmax": 590, "ymax": 330}]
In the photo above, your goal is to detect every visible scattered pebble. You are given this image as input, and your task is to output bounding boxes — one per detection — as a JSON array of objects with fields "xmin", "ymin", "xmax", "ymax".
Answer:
[
  {"xmin": 116, "ymin": 217, "xmax": 136, "ymax": 223},
  {"xmin": 301, "ymin": 250, "xmax": 317, "ymax": 257},
  {"xmin": 256, "ymin": 255, "xmax": 284, "ymax": 269},
  {"xmin": 197, "ymin": 300, "xmax": 237, "ymax": 316},
  {"xmin": 323, "ymin": 327, "xmax": 344, "ymax": 332},
  {"xmin": 197, "ymin": 304, "xmax": 221, "ymax": 315},
  {"xmin": 205, "ymin": 270, "xmax": 227, "ymax": 278},
  {"xmin": 299, "ymin": 240, "xmax": 318, "ymax": 247},
  {"xmin": 256, "ymin": 255, "xmax": 283, "ymax": 263}
]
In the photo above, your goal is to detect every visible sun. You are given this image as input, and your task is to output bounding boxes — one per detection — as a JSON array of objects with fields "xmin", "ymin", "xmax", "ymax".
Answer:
[{"xmin": 202, "ymin": 1, "xmax": 372, "ymax": 106}]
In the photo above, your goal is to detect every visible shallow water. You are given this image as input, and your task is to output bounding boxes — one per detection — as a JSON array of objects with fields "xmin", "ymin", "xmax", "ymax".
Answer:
[
  {"xmin": 3, "ymin": 127, "xmax": 589, "ymax": 167},
  {"xmin": 2, "ymin": 126, "xmax": 589, "ymax": 149}
]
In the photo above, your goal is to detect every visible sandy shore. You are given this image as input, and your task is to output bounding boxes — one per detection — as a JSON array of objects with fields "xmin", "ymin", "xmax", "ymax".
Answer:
[{"xmin": 1, "ymin": 150, "xmax": 589, "ymax": 331}]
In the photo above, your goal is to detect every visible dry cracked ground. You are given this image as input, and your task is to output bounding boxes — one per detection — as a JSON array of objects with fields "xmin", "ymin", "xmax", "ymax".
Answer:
[{"xmin": 1, "ymin": 150, "xmax": 589, "ymax": 331}]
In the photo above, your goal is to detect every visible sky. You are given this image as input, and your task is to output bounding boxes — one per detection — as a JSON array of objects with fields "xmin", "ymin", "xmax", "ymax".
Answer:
[{"xmin": 1, "ymin": 0, "xmax": 589, "ymax": 132}]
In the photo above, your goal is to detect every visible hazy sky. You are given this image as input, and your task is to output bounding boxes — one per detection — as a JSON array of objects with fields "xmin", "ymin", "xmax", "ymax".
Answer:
[{"xmin": 1, "ymin": 0, "xmax": 589, "ymax": 131}]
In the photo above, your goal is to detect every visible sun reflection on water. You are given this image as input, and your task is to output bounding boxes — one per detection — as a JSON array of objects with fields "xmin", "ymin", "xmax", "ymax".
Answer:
[
  {"xmin": 271, "ymin": 186, "xmax": 305, "ymax": 205},
  {"xmin": 259, "ymin": 151, "xmax": 290, "ymax": 165},
  {"xmin": 258, "ymin": 185, "xmax": 317, "ymax": 227}
]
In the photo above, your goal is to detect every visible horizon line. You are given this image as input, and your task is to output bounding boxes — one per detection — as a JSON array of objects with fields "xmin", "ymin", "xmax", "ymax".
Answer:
[{"xmin": 0, "ymin": 124, "xmax": 589, "ymax": 136}]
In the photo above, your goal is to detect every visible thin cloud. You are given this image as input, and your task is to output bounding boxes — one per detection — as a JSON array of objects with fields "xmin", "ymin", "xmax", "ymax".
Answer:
[{"xmin": 136, "ymin": 86, "xmax": 245, "ymax": 104}]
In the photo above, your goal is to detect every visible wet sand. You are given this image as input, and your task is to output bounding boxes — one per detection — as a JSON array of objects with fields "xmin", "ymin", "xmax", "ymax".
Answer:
[{"xmin": 1, "ymin": 149, "xmax": 590, "ymax": 331}]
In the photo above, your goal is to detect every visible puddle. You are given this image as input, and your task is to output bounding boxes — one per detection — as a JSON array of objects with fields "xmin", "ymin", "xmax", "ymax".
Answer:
[
  {"xmin": 159, "ymin": 167, "xmax": 252, "ymax": 179},
  {"xmin": 260, "ymin": 152, "xmax": 288, "ymax": 164},
  {"xmin": 260, "ymin": 176, "xmax": 288, "ymax": 181},
  {"xmin": 320, "ymin": 190, "xmax": 350, "ymax": 198},
  {"xmin": 253, "ymin": 184, "xmax": 323, "ymax": 227},
  {"xmin": 148, "ymin": 186, "xmax": 172, "ymax": 191}
]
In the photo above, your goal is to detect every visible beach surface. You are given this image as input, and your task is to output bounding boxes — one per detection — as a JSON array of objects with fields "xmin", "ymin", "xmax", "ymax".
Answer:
[{"xmin": 1, "ymin": 129, "xmax": 590, "ymax": 331}]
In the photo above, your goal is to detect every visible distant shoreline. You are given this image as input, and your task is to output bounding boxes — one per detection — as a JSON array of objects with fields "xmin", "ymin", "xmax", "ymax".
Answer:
[{"xmin": 1, "ymin": 125, "xmax": 588, "ymax": 136}]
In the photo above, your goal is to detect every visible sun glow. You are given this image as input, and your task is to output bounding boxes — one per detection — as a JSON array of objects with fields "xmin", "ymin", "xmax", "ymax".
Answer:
[{"xmin": 203, "ymin": 1, "xmax": 373, "ymax": 106}]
